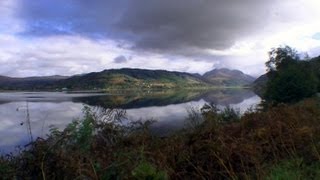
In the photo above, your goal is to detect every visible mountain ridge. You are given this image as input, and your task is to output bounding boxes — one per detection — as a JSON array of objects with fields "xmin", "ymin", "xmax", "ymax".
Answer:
[
  {"xmin": 203, "ymin": 68, "xmax": 256, "ymax": 86},
  {"xmin": 0, "ymin": 68, "xmax": 255, "ymax": 90}
]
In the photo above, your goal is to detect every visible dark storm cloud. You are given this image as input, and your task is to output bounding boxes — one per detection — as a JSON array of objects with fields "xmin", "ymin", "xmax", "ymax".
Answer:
[
  {"xmin": 117, "ymin": 0, "xmax": 274, "ymax": 51},
  {"xmin": 113, "ymin": 55, "xmax": 127, "ymax": 64},
  {"xmin": 18, "ymin": 0, "xmax": 275, "ymax": 54}
]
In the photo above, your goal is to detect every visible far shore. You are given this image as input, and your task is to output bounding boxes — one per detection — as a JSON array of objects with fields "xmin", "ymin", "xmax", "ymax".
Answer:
[{"xmin": 0, "ymin": 85, "xmax": 252, "ymax": 93}]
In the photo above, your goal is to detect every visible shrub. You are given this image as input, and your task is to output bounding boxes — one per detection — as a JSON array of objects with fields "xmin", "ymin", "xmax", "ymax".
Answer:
[
  {"xmin": 220, "ymin": 106, "xmax": 240, "ymax": 122},
  {"xmin": 265, "ymin": 64, "xmax": 318, "ymax": 103},
  {"xmin": 131, "ymin": 161, "xmax": 168, "ymax": 180},
  {"xmin": 267, "ymin": 158, "xmax": 320, "ymax": 180}
]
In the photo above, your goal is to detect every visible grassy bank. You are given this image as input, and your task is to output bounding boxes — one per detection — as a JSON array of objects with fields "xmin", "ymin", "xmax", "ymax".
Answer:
[{"xmin": 1, "ymin": 98, "xmax": 320, "ymax": 179}]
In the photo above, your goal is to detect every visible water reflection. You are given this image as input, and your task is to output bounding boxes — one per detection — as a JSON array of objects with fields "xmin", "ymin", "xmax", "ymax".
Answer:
[
  {"xmin": 0, "ymin": 89, "xmax": 260, "ymax": 154},
  {"xmin": 0, "ymin": 101, "xmax": 84, "ymax": 154},
  {"xmin": 73, "ymin": 89, "xmax": 256, "ymax": 109}
]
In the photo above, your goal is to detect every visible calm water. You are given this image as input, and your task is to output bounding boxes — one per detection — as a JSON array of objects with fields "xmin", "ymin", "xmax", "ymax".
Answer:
[{"xmin": 0, "ymin": 89, "xmax": 261, "ymax": 154}]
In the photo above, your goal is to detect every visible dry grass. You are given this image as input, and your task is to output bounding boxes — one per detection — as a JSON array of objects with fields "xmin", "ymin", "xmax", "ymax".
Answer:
[{"xmin": 1, "ymin": 99, "xmax": 320, "ymax": 179}]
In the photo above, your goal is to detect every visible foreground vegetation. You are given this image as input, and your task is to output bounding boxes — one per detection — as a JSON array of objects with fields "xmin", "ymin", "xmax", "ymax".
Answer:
[{"xmin": 1, "ymin": 97, "xmax": 320, "ymax": 179}]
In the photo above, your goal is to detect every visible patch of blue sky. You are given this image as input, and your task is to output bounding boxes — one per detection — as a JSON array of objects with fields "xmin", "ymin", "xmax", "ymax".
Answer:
[{"xmin": 312, "ymin": 32, "xmax": 320, "ymax": 40}]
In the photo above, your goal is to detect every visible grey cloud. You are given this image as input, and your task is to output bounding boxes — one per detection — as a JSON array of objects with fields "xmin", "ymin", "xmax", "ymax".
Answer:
[
  {"xmin": 1, "ymin": 49, "xmax": 105, "ymax": 77},
  {"xmin": 18, "ymin": 0, "xmax": 276, "ymax": 54},
  {"xmin": 309, "ymin": 46, "xmax": 320, "ymax": 57},
  {"xmin": 113, "ymin": 55, "xmax": 127, "ymax": 64},
  {"xmin": 117, "ymin": 0, "xmax": 274, "ymax": 51}
]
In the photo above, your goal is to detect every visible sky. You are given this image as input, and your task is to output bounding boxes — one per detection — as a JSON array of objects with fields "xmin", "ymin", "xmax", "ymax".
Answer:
[{"xmin": 0, "ymin": 0, "xmax": 320, "ymax": 77}]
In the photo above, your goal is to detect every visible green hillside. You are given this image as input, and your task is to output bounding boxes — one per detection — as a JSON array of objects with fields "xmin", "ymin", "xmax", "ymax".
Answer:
[
  {"xmin": 58, "ymin": 68, "xmax": 209, "ymax": 90},
  {"xmin": 0, "ymin": 68, "xmax": 256, "ymax": 90}
]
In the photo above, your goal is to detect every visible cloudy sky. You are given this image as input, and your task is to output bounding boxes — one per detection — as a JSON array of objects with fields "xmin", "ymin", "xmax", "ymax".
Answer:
[{"xmin": 0, "ymin": 0, "xmax": 320, "ymax": 77}]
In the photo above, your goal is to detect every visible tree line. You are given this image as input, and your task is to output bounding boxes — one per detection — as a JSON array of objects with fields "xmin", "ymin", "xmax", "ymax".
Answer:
[{"xmin": 263, "ymin": 45, "xmax": 320, "ymax": 104}]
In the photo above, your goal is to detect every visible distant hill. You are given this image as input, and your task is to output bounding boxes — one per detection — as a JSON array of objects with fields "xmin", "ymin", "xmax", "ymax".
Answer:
[
  {"xmin": 203, "ymin": 68, "xmax": 255, "ymax": 86},
  {"xmin": 0, "ymin": 68, "xmax": 256, "ymax": 90},
  {"xmin": 0, "ymin": 75, "xmax": 68, "ymax": 90},
  {"xmin": 251, "ymin": 73, "xmax": 269, "ymax": 97},
  {"xmin": 57, "ymin": 68, "xmax": 209, "ymax": 90}
]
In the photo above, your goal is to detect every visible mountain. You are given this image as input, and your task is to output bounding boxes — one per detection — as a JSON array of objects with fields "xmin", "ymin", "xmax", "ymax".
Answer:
[
  {"xmin": 0, "ymin": 75, "xmax": 68, "ymax": 90},
  {"xmin": 0, "ymin": 68, "xmax": 255, "ymax": 90},
  {"xmin": 0, "ymin": 69, "xmax": 208, "ymax": 90},
  {"xmin": 251, "ymin": 73, "xmax": 270, "ymax": 97},
  {"xmin": 57, "ymin": 68, "xmax": 209, "ymax": 90},
  {"xmin": 203, "ymin": 68, "xmax": 255, "ymax": 86}
]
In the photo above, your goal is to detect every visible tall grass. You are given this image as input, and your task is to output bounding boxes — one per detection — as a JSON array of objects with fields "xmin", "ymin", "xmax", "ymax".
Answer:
[{"xmin": 1, "ymin": 98, "xmax": 320, "ymax": 179}]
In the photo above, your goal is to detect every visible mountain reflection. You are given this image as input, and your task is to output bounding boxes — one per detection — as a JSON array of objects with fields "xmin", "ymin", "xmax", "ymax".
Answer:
[{"xmin": 72, "ymin": 89, "xmax": 256, "ymax": 109}]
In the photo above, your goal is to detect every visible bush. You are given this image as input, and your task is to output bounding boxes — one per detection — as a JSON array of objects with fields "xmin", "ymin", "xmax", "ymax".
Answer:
[
  {"xmin": 220, "ymin": 106, "xmax": 240, "ymax": 122},
  {"xmin": 131, "ymin": 161, "xmax": 168, "ymax": 180},
  {"xmin": 267, "ymin": 158, "xmax": 320, "ymax": 180},
  {"xmin": 200, "ymin": 103, "xmax": 240, "ymax": 123},
  {"xmin": 265, "ymin": 64, "xmax": 318, "ymax": 103}
]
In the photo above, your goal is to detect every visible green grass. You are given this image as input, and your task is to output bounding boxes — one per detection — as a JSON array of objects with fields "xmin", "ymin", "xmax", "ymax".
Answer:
[{"xmin": 267, "ymin": 158, "xmax": 320, "ymax": 180}]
